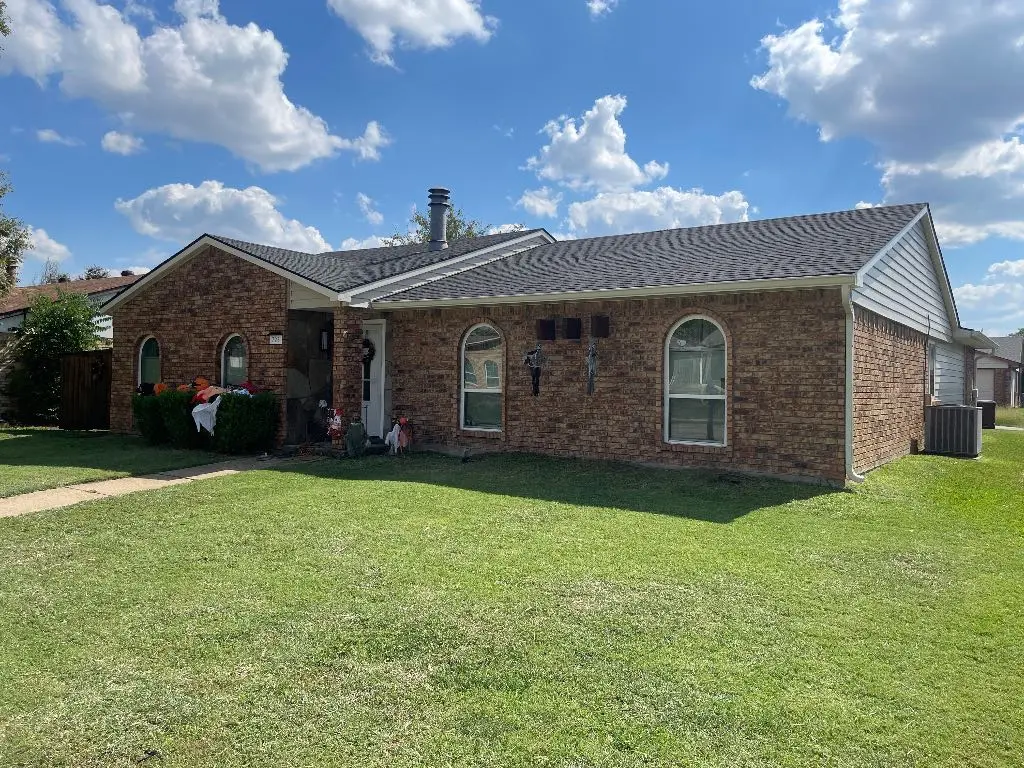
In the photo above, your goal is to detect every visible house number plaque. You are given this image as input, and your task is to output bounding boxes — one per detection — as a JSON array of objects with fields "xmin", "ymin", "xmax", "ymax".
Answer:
[{"xmin": 268, "ymin": 333, "xmax": 283, "ymax": 346}]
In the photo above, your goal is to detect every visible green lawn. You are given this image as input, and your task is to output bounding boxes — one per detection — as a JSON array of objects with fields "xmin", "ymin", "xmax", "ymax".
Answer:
[
  {"xmin": 1, "ymin": 434, "xmax": 1023, "ymax": 767},
  {"xmin": 996, "ymin": 406, "xmax": 1024, "ymax": 428},
  {"xmin": 0, "ymin": 428, "xmax": 220, "ymax": 497}
]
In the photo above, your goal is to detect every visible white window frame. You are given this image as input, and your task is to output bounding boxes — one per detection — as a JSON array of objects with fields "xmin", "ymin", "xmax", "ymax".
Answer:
[
  {"xmin": 664, "ymin": 315, "xmax": 728, "ymax": 447},
  {"xmin": 221, "ymin": 334, "xmax": 247, "ymax": 387},
  {"xmin": 138, "ymin": 336, "xmax": 160, "ymax": 386},
  {"xmin": 460, "ymin": 323, "xmax": 503, "ymax": 432}
]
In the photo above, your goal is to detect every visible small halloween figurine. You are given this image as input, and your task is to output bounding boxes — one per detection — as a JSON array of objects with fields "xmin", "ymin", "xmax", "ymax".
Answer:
[
  {"xmin": 585, "ymin": 340, "xmax": 598, "ymax": 395},
  {"xmin": 385, "ymin": 421, "xmax": 402, "ymax": 455},
  {"xmin": 524, "ymin": 344, "xmax": 545, "ymax": 396},
  {"xmin": 398, "ymin": 417, "xmax": 412, "ymax": 453},
  {"xmin": 326, "ymin": 408, "xmax": 344, "ymax": 444}
]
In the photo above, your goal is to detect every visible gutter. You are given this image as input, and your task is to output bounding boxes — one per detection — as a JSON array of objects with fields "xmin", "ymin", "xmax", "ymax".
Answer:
[{"xmin": 842, "ymin": 285, "xmax": 866, "ymax": 484}]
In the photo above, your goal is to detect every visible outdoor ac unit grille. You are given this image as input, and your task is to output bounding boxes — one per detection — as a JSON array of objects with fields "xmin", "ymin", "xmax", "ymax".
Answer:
[{"xmin": 924, "ymin": 405, "xmax": 982, "ymax": 458}]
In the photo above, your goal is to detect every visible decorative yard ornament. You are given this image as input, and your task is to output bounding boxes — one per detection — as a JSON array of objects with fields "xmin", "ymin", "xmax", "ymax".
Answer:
[
  {"xmin": 585, "ymin": 340, "xmax": 598, "ymax": 395},
  {"xmin": 523, "ymin": 344, "xmax": 546, "ymax": 396}
]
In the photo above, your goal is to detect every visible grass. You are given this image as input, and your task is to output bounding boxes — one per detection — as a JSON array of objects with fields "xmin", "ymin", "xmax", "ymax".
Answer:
[
  {"xmin": 1, "ymin": 434, "xmax": 1023, "ymax": 767},
  {"xmin": 0, "ymin": 428, "xmax": 221, "ymax": 497},
  {"xmin": 996, "ymin": 406, "xmax": 1024, "ymax": 428}
]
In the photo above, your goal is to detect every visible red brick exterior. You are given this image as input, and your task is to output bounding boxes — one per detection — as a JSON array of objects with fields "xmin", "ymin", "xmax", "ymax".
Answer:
[
  {"xmin": 110, "ymin": 247, "xmax": 290, "ymax": 439},
  {"xmin": 383, "ymin": 289, "xmax": 848, "ymax": 484},
  {"xmin": 993, "ymin": 368, "xmax": 1011, "ymax": 407},
  {"xmin": 108, "ymin": 249, "xmax": 952, "ymax": 483},
  {"xmin": 852, "ymin": 308, "xmax": 927, "ymax": 473}
]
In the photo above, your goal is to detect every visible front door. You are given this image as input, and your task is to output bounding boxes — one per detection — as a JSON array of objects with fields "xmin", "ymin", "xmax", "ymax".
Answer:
[
  {"xmin": 362, "ymin": 321, "xmax": 386, "ymax": 438},
  {"xmin": 977, "ymin": 368, "xmax": 995, "ymax": 401}
]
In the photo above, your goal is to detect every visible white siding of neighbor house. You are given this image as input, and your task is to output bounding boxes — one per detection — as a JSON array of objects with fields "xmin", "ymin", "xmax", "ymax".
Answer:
[
  {"xmin": 853, "ymin": 219, "xmax": 955, "ymax": 343},
  {"xmin": 934, "ymin": 341, "xmax": 965, "ymax": 405}
]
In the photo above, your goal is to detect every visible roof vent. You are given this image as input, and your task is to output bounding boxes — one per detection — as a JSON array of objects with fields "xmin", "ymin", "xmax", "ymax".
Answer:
[{"xmin": 428, "ymin": 187, "xmax": 451, "ymax": 252}]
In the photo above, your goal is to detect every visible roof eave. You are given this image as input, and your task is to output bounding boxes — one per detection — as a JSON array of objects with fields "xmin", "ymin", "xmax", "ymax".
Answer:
[{"xmin": 371, "ymin": 274, "xmax": 857, "ymax": 309}]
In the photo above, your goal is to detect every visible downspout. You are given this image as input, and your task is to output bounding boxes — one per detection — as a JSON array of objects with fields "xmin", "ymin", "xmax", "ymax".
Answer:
[{"xmin": 842, "ymin": 285, "xmax": 866, "ymax": 483}]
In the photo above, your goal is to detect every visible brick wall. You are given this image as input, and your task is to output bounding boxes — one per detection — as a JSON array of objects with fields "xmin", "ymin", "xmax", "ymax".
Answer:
[
  {"xmin": 383, "ymin": 289, "xmax": 848, "ymax": 484},
  {"xmin": 110, "ymin": 247, "xmax": 289, "ymax": 438},
  {"xmin": 993, "ymin": 368, "xmax": 1011, "ymax": 406},
  {"xmin": 963, "ymin": 346, "xmax": 977, "ymax": 403},
  {"xmin": 852, "ymin": 308, "xmax": 926, "ymax": 473}
]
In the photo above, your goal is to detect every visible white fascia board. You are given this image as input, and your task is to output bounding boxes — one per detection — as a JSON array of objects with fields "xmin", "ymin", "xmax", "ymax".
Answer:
[
  {"xmin": 371, "ymin": 274, "xmax": 856, "ymax": 310},
  {"xmin": 954, "ymin": 328, "xmax": 996, "ymax": 351},
  {"xmin": 100, "ymin": 235, "xmax": 337, "ymax": 314},
  {"xmin": 338, "ymin": 230, "xmax": 555, "ymax": 304}
]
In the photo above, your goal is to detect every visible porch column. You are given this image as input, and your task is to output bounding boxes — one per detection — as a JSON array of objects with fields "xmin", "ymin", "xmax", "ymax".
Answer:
[{"xmin": 333, "ymin": 306, "xmax": 365, "ymax": 424}]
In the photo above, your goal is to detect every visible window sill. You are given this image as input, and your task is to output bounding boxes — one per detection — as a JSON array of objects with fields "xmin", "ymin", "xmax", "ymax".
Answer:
[
  {"xmin": 459, "ymin": 428, "xmax": 503, "ymax": 440},
  {"xmin": 663, "ymin": 440, "xmax": 729, "ymax": 452}
]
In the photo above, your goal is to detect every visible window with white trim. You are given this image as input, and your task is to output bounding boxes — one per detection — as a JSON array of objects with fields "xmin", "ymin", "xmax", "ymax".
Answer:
[
  {"xmin": 139, "ymin": 337, "xmax": 161, "ymax": 386},
  {"xmin": 665, "ymin": 317, "xmax": 726, "ymax": 445},
  {"xmin": 461, "ymin": 324, "xmax": 502, "ymax": 431},
  {"xmin": 222, "ymin": 334, "xmax": 247, "ymax": 387}
]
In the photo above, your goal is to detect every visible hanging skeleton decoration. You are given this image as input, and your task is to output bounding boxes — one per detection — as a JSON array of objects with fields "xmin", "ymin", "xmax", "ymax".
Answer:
[
  {"xmin": 523, "ymin": 344, "xmax": 546, "ymax": 396},
  {"xmin": 585, "ymin": 340, "xmax": 598, "ymax": 395}
]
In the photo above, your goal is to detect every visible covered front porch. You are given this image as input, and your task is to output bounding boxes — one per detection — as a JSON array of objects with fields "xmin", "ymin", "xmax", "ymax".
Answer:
[{"xmin": 283, "ymin": 282, "xmax": 390, "ymax": 445}]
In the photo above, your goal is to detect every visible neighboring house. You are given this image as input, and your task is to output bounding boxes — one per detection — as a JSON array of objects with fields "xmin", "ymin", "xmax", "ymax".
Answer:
[
  {"xmin": 102, "ymin": 189, "xmax": 992, "ymax": 485},
  {"xmin": 975, "ymin": 336, "xmax": 1023, "ymax": 407},
  {"xmin": 0, "ymin": 274, "xmax": 141, "ymax": 339}
]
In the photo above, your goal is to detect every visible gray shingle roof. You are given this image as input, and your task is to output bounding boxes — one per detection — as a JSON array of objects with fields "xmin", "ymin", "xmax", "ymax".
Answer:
[
  {"xmin": 375, "ymin": 203, "xmax": 928, "ymax": 303},
  {"xmin": 988, "ymin": 336, "xmax": 1024, "ymax": 364},
  {"xmin": 210, "ymin": 230, "xmax": 542, "ymax": 294}
]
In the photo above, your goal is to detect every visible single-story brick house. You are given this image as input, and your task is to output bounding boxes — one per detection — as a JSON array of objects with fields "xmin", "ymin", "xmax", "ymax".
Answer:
[
  {"xmin": 102, "ymin": 189, "xmax": 993, "ymax": 485},
  {"xmin": 975, "ymin": 336, "xmax": 1023, "ymax": 407}
]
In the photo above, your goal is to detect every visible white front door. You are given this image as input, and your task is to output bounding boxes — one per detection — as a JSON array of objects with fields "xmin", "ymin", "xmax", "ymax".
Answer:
[
  {"xmin": 362, "ymin": 321, "xmax": 386, "ymax": 438},
  {"xmin": 977, "ymin": 368, "xmax": 995, "ymax": 401}
]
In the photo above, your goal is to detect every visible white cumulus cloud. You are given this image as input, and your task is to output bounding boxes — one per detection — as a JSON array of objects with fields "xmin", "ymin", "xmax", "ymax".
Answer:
[
  {"xmin": 326, "ymin": 0, "xmax": 497, "ymax": 66},
  {"xmin": 2, "ymin": 0, "xmax": 387, "ymax": 172},
  {"xmin": 101, "ymin": 130, "xmax": 144, "ymax": 155},
  {"xmin": 25, "ymin": 226, "xmax": 72, "ymax": 261},
  {"xmin": 340, "ymin": 234, "xmax": 389, "ymax": 250},
  {"xmin": 517, "ymin": 187, "xmax": 562, "ymax": 218},
  {"xmin": 356, "ymin": 192, "xmax": 384, "ymax": 226},
  {"xmin": 752, "ymin": 0, "xmax": 1024, "ymax": 245},
  {"xmin": 567, "ymin": 187, "xmax": 749, "ymax": 237},
  {"xmin": 115, "ymin": 180, "xmax": 332, "ymax": 253},
  {"xmin": 526, "ymin": 95, "xmax": 669, "ymax": 192},
  {"xmin": 36, "ymin": 127, "xmax": 80, "ymax": 145},
  {"xmin": 587, "ymin": 0, "xmax": 618, "ymax": 17}
]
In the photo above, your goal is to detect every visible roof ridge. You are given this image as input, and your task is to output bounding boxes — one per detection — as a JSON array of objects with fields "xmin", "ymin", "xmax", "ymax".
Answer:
[{"xmin": 551, "ymin": 202, "xmax": 929, "ymax": 246}]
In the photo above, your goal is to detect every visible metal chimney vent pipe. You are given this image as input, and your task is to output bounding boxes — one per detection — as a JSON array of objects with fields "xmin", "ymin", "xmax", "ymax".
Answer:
[{"xmin": 427, "ymin": 187, "xmax": 451, "ymax": 252}]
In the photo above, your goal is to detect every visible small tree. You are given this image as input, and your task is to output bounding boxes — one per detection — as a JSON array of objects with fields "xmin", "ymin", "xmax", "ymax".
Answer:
[
  {"xmin": 1012, "ymin": 328, "xmax": 1024, "ymax": 337},
  {"xmin": 37, "ymin": 258, "xmax": 71, "ymax": 284},
  {"xmin": 82, "ymin": 265, "xmax": 110, "ymax": 280},
  {"xmin": 0, "ymin": 171, "xmax": 29, "ymax": 299},
  {"xmin": 7, "ymin": 291, "xmax": 100, "ymax": 424},
  {"xmin": 385, "ymin": 205, "xmax": 523, "ymax": 246}
]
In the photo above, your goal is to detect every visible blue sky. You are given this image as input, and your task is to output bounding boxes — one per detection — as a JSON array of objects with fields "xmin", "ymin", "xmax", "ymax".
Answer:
[{"xmin": 2, "ymin": 0, "xmax": 1023, "ymax": 334}]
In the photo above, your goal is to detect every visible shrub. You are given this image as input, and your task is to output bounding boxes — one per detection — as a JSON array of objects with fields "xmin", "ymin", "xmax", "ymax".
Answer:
[
  {"xmin": 131, "ymin": 394, "xmax": 168, "ymax": 445},
  {"xmin": 8, "ymin": 291, "xmax": 100, "ymax": 424},
  {"xmin": 157, "ymin": 389, "xmax": 210, "ymax": 450},
  {"xmin": 212, "ymin": 392, "xmax": 279, "ymax": 454}
]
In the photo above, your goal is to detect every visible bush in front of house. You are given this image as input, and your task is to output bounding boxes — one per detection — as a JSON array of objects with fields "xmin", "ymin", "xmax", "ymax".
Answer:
[
  {"xmin": 157, "ymin": 389, "xmax": 210, "ymax": 450},
  {"xmin": 8, "ymin": 291, "xmax": 100, "ymax": 424},
  {"xmin": 212, "ymin": 392, "xmax": 279, "ymax": 454},
  {"xmin": 131, "ymin": 394, "xmax": 168, "ymax": 445}
]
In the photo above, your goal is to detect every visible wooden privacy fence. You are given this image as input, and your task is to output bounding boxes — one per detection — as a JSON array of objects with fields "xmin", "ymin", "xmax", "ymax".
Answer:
[{"xmin": 60, "ymin": 349, "xmax": 112, "ymax": 431}]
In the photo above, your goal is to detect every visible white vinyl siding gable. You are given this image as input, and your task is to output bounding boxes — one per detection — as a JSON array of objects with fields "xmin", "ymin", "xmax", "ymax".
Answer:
[
  {"xmin": 934, "ymin": 341, "xmax": 965, "ymax": 405},
  {"xmin": 853, "ymin": 219, "xmax": 954, "ymax": 343}
]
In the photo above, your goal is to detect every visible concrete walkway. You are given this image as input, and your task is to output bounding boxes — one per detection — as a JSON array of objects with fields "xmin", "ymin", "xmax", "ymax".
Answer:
[
  {"xmin": 995, "ymin": 425, "xmax": 1024, "ymax": 432},
  {"xmin": 0, "ymin": 457, "xmax": 295, "ymax": 519}
]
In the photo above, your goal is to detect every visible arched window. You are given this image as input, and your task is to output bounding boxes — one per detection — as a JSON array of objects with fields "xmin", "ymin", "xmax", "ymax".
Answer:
[
  {"xmin": 222, "ymin": 334, "xmax": 247, "ymax": 387},
  {"xmin": 139, "ymin": 337, "xmax": 161, "ymax": 386},
  {"xmin": 461, "ymin": 324, "xmax": 502, "ymax": 431},
  {"xmin": 665, "ymin": 316, "xmax": 726, "ymax": 445}
]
